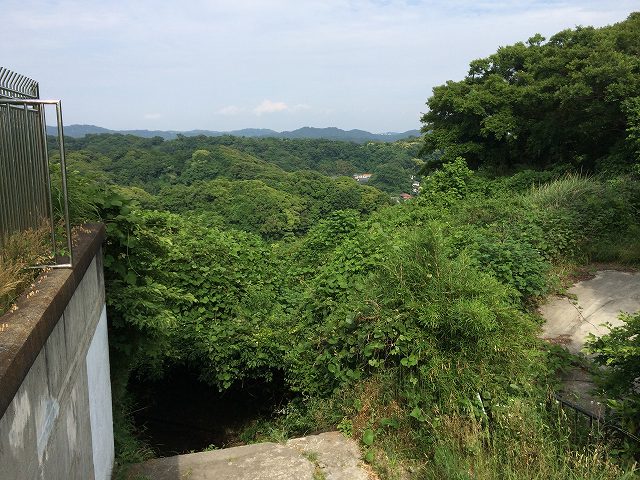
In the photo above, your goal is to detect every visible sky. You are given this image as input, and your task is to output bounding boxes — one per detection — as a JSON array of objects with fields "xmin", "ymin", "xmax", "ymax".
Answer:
[{"xmin": 2, "ymin": 0, "xmax": 638, "ymax": 133}]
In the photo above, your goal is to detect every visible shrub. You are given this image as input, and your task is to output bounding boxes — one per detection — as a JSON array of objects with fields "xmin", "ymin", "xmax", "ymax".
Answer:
[
  {"xmin": 287, "ymin": 222, "xmax": 541, "ymax": 408},
  {"xmin": 587, "ymin": 312, "xmax": 640, "ymax": 445},
  {"xmin": 470, "ymin": 236, "xmax": 549, "ymax": 298},
  {"xmin": 422, "ymin": 157, "xmax": 474, "ymax": 201}
]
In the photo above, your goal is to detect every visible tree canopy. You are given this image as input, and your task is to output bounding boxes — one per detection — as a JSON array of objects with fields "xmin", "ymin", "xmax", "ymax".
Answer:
[{"xmin": 420, "ymin": 13, "xmax": 640, "ymax": 172}]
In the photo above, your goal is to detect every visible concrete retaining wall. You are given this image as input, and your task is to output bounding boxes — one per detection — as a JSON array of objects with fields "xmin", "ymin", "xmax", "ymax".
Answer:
[{"xmin": 0, "ymin": 225, "xmax": 114, "ymax": 479}]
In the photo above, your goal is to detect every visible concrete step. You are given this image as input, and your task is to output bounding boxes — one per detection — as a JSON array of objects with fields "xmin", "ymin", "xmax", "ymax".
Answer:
[{"xmin": 126, "ymin": 431, "xmax": 373, "ymax": 480}]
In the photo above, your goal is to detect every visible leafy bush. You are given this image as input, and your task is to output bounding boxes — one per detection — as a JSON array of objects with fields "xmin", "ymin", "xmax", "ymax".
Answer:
[
  {"xmin": 529, "ymin": 174, "xmax": 640, "ymax": 263},
  {"xmin": 286, "ymin": 222, "xmax": 542, "ymax": 407},
  {"xmin": 101, "ymin": 201, "xmax": 287, "ymax": 389},
  {"xmin": 470, "ymin": 236, "xmax": 549, "ymax": 298},
  {"xmin": 587, "ymin": 312, "xmax": 640, "ymax": 444},
  {"xmin": 421, "ymin": 157, "xmax": 474, "ymax": 201}
]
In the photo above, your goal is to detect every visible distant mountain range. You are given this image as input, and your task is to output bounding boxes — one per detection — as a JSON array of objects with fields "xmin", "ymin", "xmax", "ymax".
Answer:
[{"xmin": 47, "ymin": 124, "xmax": 421, "ymax": 143}]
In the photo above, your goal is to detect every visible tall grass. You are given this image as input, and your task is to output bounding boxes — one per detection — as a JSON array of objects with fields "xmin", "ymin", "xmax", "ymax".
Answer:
[
  {"xmin": 527, "ymin": 173, "xmax": 640, "ymax": 265},
  {"xmin": 0, "ymin": 226, "xmax": 50, "ymax": 315},
  {"xmin": 419, "ymin": 408, "xmax": 636, "ymax": 480},
  {"xmin": 527, "ymin": 173, "xmax": 598, "ymax": 209},
  {"xmin": 360, "ymin": 392, "xmax": 637, "ymax": 479}
]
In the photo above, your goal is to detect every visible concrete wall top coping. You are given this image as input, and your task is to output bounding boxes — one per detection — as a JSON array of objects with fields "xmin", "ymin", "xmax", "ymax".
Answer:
[{"xmin": 0, "ymin": 223, "xmax": 106, "ymax": 419}]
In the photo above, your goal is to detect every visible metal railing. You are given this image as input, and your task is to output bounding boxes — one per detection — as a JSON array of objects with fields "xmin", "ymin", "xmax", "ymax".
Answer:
[
  {"xmin": 0, "ymin": 67, "xmax": 72, "ymax": 267},
  {"xmin": 554, "ymin": 394, "xmax": 640, "ymax": 445},
  {"xmin": 0, "ymin": 67, "xmax": 39, "ymax": 99}
]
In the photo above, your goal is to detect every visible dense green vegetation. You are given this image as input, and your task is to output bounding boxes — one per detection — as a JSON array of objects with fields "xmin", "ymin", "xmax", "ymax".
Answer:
[
  {"xmin": 588, "ymin": 311, "xmax": 640, "ymax": 454},
  {"xmin": 61, "ymin": 13, "xmax": 640, "ymax": 479},
  {"xmin": 63, "ymin": 133, "xmax": 421, "ymax": 192},
  {"xmin": 90, "ymin": 164, "xmax": 638, "ymax": 478},
  {"xmin": 59, "ymin": 135, "xmax": 421, "ymax": 238},
  {"xmin": 421, "ymin": 12, "xmax": 640, "ymax": 173}
]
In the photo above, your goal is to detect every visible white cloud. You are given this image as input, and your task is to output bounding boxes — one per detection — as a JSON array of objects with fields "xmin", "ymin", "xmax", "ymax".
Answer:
[
  {"xmin": 253, "ymin": 100, "xmax": 289, "ymax": 115},
  {"xmin": 216, "ymin": 105, "xmax": 244, "ymax": 115},
  {"xmin": 252, "ymin": 100, "xmax": 311, "ymax": 115},
  {"xmin": 291, "ymin": 103, "xmax": 311, "ymax": 112},
  {"xmin": 143, "ymin": 113, "xmax": 162, "ymax": 120}
]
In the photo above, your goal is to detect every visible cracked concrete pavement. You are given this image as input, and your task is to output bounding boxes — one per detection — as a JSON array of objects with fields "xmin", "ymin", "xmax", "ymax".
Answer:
[
  {"xmin": 540, "ymin": 269, "xmax": 640, "ymax": 415},
  {"xmin": 540, "ymin": 270, "xmax": 640, "ymax": 354},
  {"xmin": 126, "ymin": 431, "xmax": 373, "ymax": 480}
]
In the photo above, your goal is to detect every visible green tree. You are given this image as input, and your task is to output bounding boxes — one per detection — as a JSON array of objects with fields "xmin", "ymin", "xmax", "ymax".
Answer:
[
  {"xmin": 369, "ymin": 163, "xmax": 411, "ymax": 193},
  {"xmin": 420, "ymin": 13, "xmax": 640, "ymax": 173}
]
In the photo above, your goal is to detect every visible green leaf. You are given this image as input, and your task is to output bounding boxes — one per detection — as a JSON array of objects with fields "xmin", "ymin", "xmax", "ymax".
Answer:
[
  {"xmin": 400, "ymin": 355, "xmax": 418, "ymax": 367},
  {"xmin": 362, "ymin": 429, "xmax": 375, "ymax": 446},
  {"xmin": 410, "ymin": 407, "xmax": 426, "ymax": 422},
  {"xmin": 379, "ymin": 418, "xmax": 399, "ymax": 429},
  {"xmin": 364, "ymin": 449, "xmax": 374, "ymax": 463},
  {"xmin": 124, "ymin": 271, "xmax": 137, "ymax": 285}
]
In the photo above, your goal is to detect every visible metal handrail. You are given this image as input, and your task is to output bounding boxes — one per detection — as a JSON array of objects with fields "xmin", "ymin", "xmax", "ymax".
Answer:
[{"xmin": 554, "ymin": 393, "xmax": 640, "ymax": 444}]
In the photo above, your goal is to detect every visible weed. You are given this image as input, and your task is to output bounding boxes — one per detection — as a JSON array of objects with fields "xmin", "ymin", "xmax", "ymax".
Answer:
[
  {"xmin": 312, "ymin": 468, "xmax": 327, "ymax": 480},
  {"xmin": 303, "ymin": 450, "xmax": 319, "ymax": 463},
  {"xmin": 302, "ymin": 450, "xmax": 327, "ymax": 480},
  {"xmin": 337, "ymin": 418, "xmax": 353, "ymax": 438},
  {"xmin": 0, "ymin": 225, "xmax": 50, "ymax": 315}
]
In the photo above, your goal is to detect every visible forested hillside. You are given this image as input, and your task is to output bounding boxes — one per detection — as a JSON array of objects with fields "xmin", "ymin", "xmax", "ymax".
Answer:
[
  {"xmin": 61, "ymin": 135, "xmax": 421, "ymax": 237},
  {"xmin": 59, "ymin": 13, "xmax": 640, "ymax": 480},
  {"xmin": 64, "ymin": 133, "xmax": 422, "ymax": 182}
]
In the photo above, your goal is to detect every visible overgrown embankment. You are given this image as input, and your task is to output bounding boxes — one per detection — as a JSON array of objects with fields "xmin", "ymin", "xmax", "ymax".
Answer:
[{"xmin": 91, "ymin": 163, "xmax": 639, "ymax": 478}]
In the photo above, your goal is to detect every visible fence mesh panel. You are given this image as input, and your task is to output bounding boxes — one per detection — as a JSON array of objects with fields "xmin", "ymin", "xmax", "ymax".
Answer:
[{"xmin": 0, "ymin": 67, "xmax": 71, "ymax": 267}]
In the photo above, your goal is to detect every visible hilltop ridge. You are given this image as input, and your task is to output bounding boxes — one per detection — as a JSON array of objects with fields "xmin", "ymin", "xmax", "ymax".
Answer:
[{"xmin": 47, "ymin": 124, "xmax": 421, "ymax": 143}]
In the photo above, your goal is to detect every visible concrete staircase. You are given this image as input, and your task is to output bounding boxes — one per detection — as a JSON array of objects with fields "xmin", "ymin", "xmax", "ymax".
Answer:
[{"xmin": 126, "ymin": 431, "xmax": 373, "ymax": 480}]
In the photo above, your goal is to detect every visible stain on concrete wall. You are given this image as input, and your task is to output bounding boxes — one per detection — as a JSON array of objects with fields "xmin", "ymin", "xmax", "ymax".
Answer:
[{"xmin": 8, "ymin": 390, "xmax": 30, "ymax": 450}]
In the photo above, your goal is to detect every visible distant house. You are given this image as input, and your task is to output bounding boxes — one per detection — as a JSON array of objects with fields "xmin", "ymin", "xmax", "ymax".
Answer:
[
  {"xmin": 400, "ymin": 193, "xmax": 413, "ymax": 200},
  {"xmin": 352, "ymin": 173, "xmax": 373, "ymax": 184}
]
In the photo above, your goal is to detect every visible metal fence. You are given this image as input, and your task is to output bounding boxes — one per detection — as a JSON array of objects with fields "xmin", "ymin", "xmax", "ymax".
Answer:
[
  {"xmin": 0, "ymin": 66, "xmax": 72, "ymax": 267},
  {"xmin": 554, "ymin": 394, "xmax": 640, "ymax": 446}
]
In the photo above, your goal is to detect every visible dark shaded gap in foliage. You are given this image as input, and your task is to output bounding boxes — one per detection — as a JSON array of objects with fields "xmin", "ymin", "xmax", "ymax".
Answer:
[{"xmin": 128, "ymin": 366, "xmax": 293, "ymax": 457}]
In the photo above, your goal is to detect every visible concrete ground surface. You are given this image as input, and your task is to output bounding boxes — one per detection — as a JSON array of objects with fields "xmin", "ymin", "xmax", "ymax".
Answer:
[
  {"xmin": 540, "ymin": 270, "xmax": 640, "ymax": 354},
  {"xmin": 540, "ymin": 269, "xmax": 640, "ymax": 415},
  {"xmin": 126, "ymin": 431, "xmax": 373, "ymax": 480}
]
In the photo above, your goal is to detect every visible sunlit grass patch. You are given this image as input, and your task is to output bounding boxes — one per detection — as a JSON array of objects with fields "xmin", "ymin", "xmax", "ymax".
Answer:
[
  {"xmin": 527, "ymin": 173, "xmax": 597, "ymax": 209},
  {"xmin": 414, "ymin": 401, "xmax": 635, "ymax": 480}
]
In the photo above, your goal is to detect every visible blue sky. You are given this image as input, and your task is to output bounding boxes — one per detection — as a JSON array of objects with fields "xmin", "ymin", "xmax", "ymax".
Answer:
[{"xmin": 2, "ymin": 0, "xmax": 637, "ymax": 132}]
